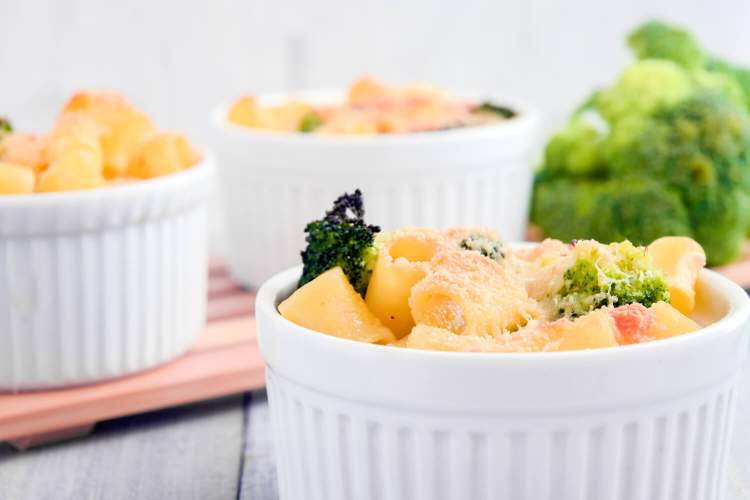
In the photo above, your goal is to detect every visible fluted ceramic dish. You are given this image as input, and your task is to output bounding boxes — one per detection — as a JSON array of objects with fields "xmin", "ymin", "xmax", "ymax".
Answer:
[
  {"xmin": 212, "ymin": 90, "xmax": 539, "ymax": 288},
  {"xmin": 256, "ymin": 262, "xmax": 750, "ymax": 500},
  {"xmin": 0, "ymin": 157, "xmax": 214, "ymax": 390}
]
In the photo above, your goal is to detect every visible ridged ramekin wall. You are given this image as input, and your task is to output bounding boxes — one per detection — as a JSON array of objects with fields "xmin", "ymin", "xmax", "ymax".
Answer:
[
  {"xmin": 0, "ymin": 160, "xmax": 214, "ymax": 390},
  {"xmin": 266, "ymin": 370, "xmax": 739, "ymax": 500},
  {"xmin": 214, "ymin": 91, "xmax": 539, "ymax": 288},
  {"xmin": 257, "ymin": 266, "xmax": 750, "ymax": 500}
]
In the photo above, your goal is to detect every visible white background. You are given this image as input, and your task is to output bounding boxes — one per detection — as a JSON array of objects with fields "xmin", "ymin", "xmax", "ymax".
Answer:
[
  {"xmin": 2, "ymin": 0, "xmax": 749, "ymax": 141},
  {"xmin": 2, "ymin": 0, "xmax": 750, "ymax": 252}
]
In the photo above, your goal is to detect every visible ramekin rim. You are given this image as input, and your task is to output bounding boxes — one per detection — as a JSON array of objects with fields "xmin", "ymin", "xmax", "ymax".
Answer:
[
  {"xmin": 257, "ymin": 262, "xmax": 750, "ymax": 363},
  {"xmin": 211, "ymin": 88, "xmax": 540, "ymax": 145}
]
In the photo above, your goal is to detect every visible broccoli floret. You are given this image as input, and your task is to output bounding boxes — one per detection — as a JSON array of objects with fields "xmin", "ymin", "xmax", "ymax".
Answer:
[
  {"xmin": 531, "ymin": 178, "xmax": 692, "ymax": 245},
  {"xmin": 706, "ymin": 58, "xmax": 750, "ymax": 110},
  {"xmin": 636, "ymin": 92, "xmax": 750, "ymax": 192},
  {"xmin": 299, "ymin": 190, "xmax": 380, "ymax": 295},
  {"xmin": 689, "ymin": 188, "xmax": 746, "ymax": 265},
  {"xmin": 692, "ymin": 69, "xmax": 746, "ymax": 107},
  {"xmin": 459, "ymin": 234, "xmax": 506, "ymax": 262},
  {"xmin": 574, "ymin": 90, "xmax": 601, "ymax": 114},
  {"xmin": 594, "ymin": 60, "xmax": 693, "ymax": 123},
  {"xmin": 542, "ymin": 114, "xmax": 607, "ymax": 178},
  {"xmin": 0, "ymin": 117, "xmax": 12, "ymax": 140},
  {"xmin": 628, "ymin": 20, "xmax": 750, "ymax": 111},
  {"xmin": 555, "ymin": 240, "xmax": 670, "ymax": 317},
  {"xmin": 472, "ymin": 102, "xmax": 516, "ymax": 119},
  {"xmin": 299, "ymin": 112, "xmax": 323, "ymax": 133},
  {"xmin": 531, "ymin": 178, "xmax": 598, "ymax": 241},
  {"xmin": 627, "ymin": 20, "xmax": 705, "ymax": 69},
  {"xmin": 607, "ymin": 92, "xmax": 750, "ymax": 264}
]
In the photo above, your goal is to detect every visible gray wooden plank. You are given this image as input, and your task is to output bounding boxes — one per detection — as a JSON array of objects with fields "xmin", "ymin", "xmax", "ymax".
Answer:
[
  {"xmin": 0, "ymin": 395, "xmax": 245, "ymax": 500},
  {"xmin": 238, "ymin": 390, "xmax": 278, "ymax": 500}
]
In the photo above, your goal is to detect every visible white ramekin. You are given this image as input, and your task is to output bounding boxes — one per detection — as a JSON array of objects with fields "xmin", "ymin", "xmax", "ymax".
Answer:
[
  {"xmin": 0, "ymin": 158, "xmax": 214, "ymax": 391},
  {"xmin": 212, "ymin": 90, "xmax": 539, "ymax": 288},
  {"xmin": 257, "ymin": 265, "xmax": 750, "ymax": 500}
]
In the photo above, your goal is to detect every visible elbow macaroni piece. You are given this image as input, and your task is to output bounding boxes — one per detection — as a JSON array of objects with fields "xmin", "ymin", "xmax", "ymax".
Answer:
[
  {"xmin": 127, "ymin": 132, "xmax": 200, "ymax": 179},
  {"xmin": 0, "ymin": 133, "xmax": 48, "ymax": 173},
  {"xmin": 648, "ymin": 236, "xmax": 707, "ymax": 315},
  {"xmin": 365, "ymin": 229, "xmax": 444, "ymax": 338},
  {"xmin": 62, "ymin": 91, "xmax": 157, "ymax": 178},
  {"xmin": 409, "ymin": 250, "xmax": 537, "ymax": 336},
  {"xmin": 38, "ymin": 113, "xmax": 104, "ymax": 192},
  {"xmin": 405, "ymin": 323, "xmax": 555, "ymax": 353}
]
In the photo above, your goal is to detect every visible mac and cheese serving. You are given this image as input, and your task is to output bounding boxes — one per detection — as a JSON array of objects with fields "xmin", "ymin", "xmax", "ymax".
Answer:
[
  {"xmin": 0, "ymin": 91, "xmax": 200, "ymax": 195},
  {"xmin": 228, "ymin": 77, "xmax": 515, "ymax": 135},
  {"xmin": 278, "ymin": 191, "xmax": 707, "ymax": 353}
]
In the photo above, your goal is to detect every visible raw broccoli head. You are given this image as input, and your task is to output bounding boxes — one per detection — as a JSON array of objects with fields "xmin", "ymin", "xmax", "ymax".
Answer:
[
  {"xmin": 555, "ymin": 240, "xmax": 670, "ymax": 318},
  {"xmin": 459, "ymin": 233, "xmax": 506, "ymax": 262},
  {"xmin": 627, "ymin": 20, "xmax": 705, "ymax": 69},
  {"xmin": 531, "ymin": 178, "xmax": 692, "ymax": 245},
  {"xmin": 299, "ymin": 190, "xmax": 380, "ymax": 295},
  {"xmin": 534, "ymin": 20, "xmax": 750, "ymax": 266}
]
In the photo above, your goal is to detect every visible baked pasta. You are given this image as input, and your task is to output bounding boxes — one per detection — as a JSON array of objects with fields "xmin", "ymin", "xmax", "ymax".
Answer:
[
  {"xmin": 227, "ymin": 76, "xmax": 515, "ymax": 135},
  {"xmin": 278, "ymin": 192, "xmax": 707, "ymax": 352},
  {"xmin": 0, "ymin": 91, "xmax": 200, "ymax": 194}
]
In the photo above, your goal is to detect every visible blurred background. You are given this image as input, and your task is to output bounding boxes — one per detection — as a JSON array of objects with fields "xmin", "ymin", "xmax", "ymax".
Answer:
[{"xmin": 2, "ymin": 0, "xmax": 749, "ymax": 140}]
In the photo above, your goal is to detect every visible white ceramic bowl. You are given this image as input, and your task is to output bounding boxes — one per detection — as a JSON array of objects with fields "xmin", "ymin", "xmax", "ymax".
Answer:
[
  {"xmin": 212, "ymin": 90, "xmax": 539, "ymax": 288},
  {"xmin": 0, "ymin": 158, "xmax": 214, "ymax": 390},
  {"xmin": 257, "ymin": 265, "xmax": 750, "ymax": 500}
]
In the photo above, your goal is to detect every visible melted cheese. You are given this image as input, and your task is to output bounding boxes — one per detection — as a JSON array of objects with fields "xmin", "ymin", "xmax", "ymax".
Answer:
[{"xmin": 409, "ymin": 250, "xmax": 539, "ymax": 336}]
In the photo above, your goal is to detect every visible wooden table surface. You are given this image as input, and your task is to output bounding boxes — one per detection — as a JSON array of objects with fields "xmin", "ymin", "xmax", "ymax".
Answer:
[{"xmin": 1, "ymin": 374, "xmax": 750, "ymax": 499}]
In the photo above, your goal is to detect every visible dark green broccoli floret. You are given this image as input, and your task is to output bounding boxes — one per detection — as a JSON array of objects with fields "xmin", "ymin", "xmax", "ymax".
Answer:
[
  {"xmin": 472, "ymin": 102, "xmax": 516, "ymax": 119},
  {"xmin": 532, "ymin": 178, "xmax": 692, "ymax": 245},
  {"xmin": 555, "ymin": 240, "xmax": 670, "ymax": 317},
  {"xmin": 299, "ymin": 190, "xmax": 380, "ymax": 296},
  {"xmin": 627, "ymin": 20, "xmax": 705, "ymax": 68},
  {"xmin": 459, "ymin": 234, "xmax": 505, "ymax": 262},
  {"xmin": 0, "ymin": 117, "xmax": 12, "ymax": 140},
  {"xmin": 299, "ymin": 112, "xmax": 323, "ymax": 133}
]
